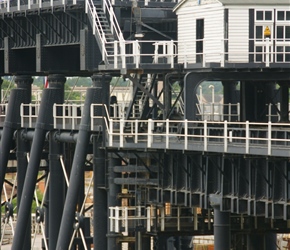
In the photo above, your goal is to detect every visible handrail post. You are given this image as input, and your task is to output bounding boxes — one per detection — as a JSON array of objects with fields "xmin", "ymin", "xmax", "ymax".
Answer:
[
  {"xmin": 135, "ymin": 119, "xmax": 138, "ymax": 143},
  {"xmin": 266, "ymin": 37, "xmax": 270, "ymax": 67},
  {"xmin": 268, "ymin": 121, "xmax": 271, "ymax": 155},
  {"xmin": 245, "ymin": 121, "xmax": 249, "ymax": 154},
  {"xmin": 204, "ymin": 120, "xmax": 207, "ymax": 151},
  {"xmin": 109, "ymin": 119, "xmax": 113, "ymax": 146},
  {"xmin": 166, "ymin": 119, "xmax": 169, "ymax": 149},
  {"xmin": 224, "ymin": 120, "xmax": 228, "ymax": 152},
  {"xmin": 120, "ymin": 119, "xmax": 124, "ymax": 147},
  {"xmin": 110, "ymin": 6, "xmax": 114, "ymax": 34},
  {"xmin": 148, "ymin": 119, "xmax": 153, "ymax": 148},
  {"xmin": 184, "ymin": 119, "xmax": 188, "ymax": 150},
  {"xmin": 114, "ymin": 41, "xmax": 118, "ymax": 69},
  {"xmin": 146, "ymin": 207, "xmax": 151, "ymax": 232}
]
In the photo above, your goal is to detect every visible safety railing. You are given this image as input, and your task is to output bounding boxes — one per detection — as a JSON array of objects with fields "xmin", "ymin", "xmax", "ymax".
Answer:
[
  {"xmin": 53, "ymin": 104, "xmax": 84, "ymax": 130},
  {"xmin": 0, "ymin": 103, "xmax": 8, "ymax": 123},
  {"xmin": 107, "ymin": 37, "xmax": 290, "ymax": 70},
  {"xmin": 196, "ymin": 103, "xmax": 240, "ymax": 122},
  {"xmin": 20, "ymin": 104, "xmax": 40, "ymax": 128},
  {"xmin": 85, "ymin": 0, "xmax": 124, "ymax": 63},
  {"xmin": 109, "ymin": 205, "xmax": 199, "ymax": 234},
  {"xmin": 106, "ymin": 119, "xmax": 290, "ymax": 156}
]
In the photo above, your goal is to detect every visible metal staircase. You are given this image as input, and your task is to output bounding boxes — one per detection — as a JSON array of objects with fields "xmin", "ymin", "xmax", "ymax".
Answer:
[{"xmin": 85, "ymin": 0, "xmax": 124, "ymax": 65}]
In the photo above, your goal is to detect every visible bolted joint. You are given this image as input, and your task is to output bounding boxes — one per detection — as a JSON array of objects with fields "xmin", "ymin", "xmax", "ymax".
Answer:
[
  {"xmin": 74, "ymin": 212, "xmax": 84, "ymax": 230},
  {"xmin": 4, "ymin": 202, "xmax": 14, "ymax": 220},
  {"xmin": 91, "ymin": 74, "xmax": 112, "ymax": 88},
  {"xmin": 35, "ymin": 207, "xmax": 45, "ymax": 223}
]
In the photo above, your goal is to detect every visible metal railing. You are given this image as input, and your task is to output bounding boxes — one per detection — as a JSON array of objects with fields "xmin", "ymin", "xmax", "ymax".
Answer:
[
  {"xmin": 106, "ymin": 119, "xmax": 290, "ymax": 156},
  {"xmin": 196, "ymin": 103, "xmax": 240, "ymax": 122},
  {"xmin": 107, "ymin": 37, "xmax": 290, "ymax": 69},
  {"xmin": 53, "ymin": 104, "xmax": 84, "ymax": 130},
  {"xmin": 109, "ymin": 205, "xmax": 198, "ymax": 234},
  {"xmin": 20, "ymin": 104, "xmax": 40, "ymax": 128},
  {"xmin": 85, "ymin": 0, "xmax": 124, "ymax": 62}
]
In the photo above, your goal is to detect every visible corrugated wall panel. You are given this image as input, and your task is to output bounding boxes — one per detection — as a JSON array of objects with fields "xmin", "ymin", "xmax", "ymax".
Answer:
[
  {"xmin": 228, "ymin": 8, "xmax": 249, "ymax": 62},
  {"xmin": 177, "ymin": 3, "xmax": 224, "ymax": 64}
]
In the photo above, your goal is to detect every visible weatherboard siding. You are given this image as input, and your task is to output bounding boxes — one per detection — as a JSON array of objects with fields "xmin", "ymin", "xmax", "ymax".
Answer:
[{"xmin": 228, "ymin": 8, "xmax": 249, "ymax": 62}]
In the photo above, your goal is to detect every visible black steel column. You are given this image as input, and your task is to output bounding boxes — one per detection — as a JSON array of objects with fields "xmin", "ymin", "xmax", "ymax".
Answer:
[
  {"xmin": 56, "ymin": 74, "xmax": 111, "ymax": 250},
  {"xmin": 16, "ymin": 129, "xmax": 31, "ymax": 250},
  {"xmin": 92, "ymin": 74, "xmax": 111, "ymax": 250},
  {"xmin": 12, "ymin": 74, "xmax": 65, "ymax": 250},
  {"xmin": 49, "ymin": 131, "xmax": 65, "ymax": 250},
  {"xmin": 0, "ymin": 75, "xmax": 32, "ymax": 196},
  {"xmin": 209, "ymin": 195, "xmax": 231, "ymax": 250},
  {"xmin": 279, "ymin": 83, "xmax": 289, "ymax": 122},
  {"xmin": 107, "ymin": 155, "xmax": 121, "ymax": 250}
]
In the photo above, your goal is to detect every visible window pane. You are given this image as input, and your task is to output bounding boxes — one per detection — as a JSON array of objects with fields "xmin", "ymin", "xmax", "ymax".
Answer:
[
  {"xmin": 286, "ymin": 46, "xmax": 290, "ymax": 62},
  {"xmin": 265, "ymin": 11, "xmax": 272, "ymax": 20},
  {"xmin": 256, "ymin": 46, "xmax": 262, "ymax": 61},
  {"xmin": 276, "ymin": 46, "xmax": 283, "ymax": 62},
  {"xmin": 286, "ymin": 26, "xmax": 290, "ymax": 39},
  {"xmin": 277, "ymin": 26, "xmax": 284, "ymax": 39},
  {"xmin": 286, "ymin": 11, "xmax": 290, "ymax": 20},
  {"xmin": 256, "ymin": 11, "xmax": 263, "ymax": 20},
  {"xmin": 256, "ymin": 26, "xmax": 263, "ymax": 39},
  {"xmin": 277, "ymin": 11, "xmax": 285, "ymax": 20}
]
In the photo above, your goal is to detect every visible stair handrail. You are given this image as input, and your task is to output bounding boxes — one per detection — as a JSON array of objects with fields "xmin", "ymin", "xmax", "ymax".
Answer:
[
  {"xmin": 85, "ymin": 0, "xmax": 124, "ymax": 63},
  {"xmin": 102, "ymin": 0, "xmax": 124, "ymax": 43}
]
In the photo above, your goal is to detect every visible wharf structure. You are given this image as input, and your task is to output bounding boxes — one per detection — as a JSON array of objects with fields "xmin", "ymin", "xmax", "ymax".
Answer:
[{"xmin": 0, "ymin": 0, "xmax": 290, "ymax": 249}]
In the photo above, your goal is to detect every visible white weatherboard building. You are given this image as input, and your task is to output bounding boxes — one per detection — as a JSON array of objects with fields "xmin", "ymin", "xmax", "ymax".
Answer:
[{"xmin": 174, "ymin": 0, "xmax": 290, "ymax": 66}]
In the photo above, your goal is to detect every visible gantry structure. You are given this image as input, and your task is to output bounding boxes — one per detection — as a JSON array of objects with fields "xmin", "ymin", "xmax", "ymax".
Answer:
[{"xmin": 0, "ymin": 0, "xmax": 289, "ymax": 249}]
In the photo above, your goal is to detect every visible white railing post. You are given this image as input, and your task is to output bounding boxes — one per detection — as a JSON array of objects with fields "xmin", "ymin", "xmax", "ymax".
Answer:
[
  {"xmin": 109, "ymin": 207, "xmax": 113, "ymax": 231},
  {"xmin": 114, "ymin": 41, "xmax": 118, "ymax": 69},
  {"xmin": 102, "ymin": 33, "xmax": 106, "ymax": 61},
  {"xmin": 167, "ymin": 40, "xmax": 174, "ymax": 68},
  {"xmin": 133, "ymin": 40, "xmax": 140, "ymax": 68},
  {"xmin": 115, "ymin": 207, "xmax": 119, "ymax": 233},
  {"xmin": 124, "ymin": 207, "xmax": 128, "ymax": 234},
  {"xmin": 245, "ymin": 121, "xmax": 249, "ymax": 154},
  {"xmin": 120, "ymin": 119, "xmax": 124, "ymax": 147},
  {"xmin": 110, "ymin": 6, "xmax": 114, "ymax": 34},
  {"xmin": 135, "ymin": 119, "xmax": 138, "ymax": 143},
  {"xmin": 184, "ymin": 119, "xmax": 188, "ymax": 150},
  {"xmin": 237, "ymin": 103, "xmax": 240, "ymax": 121},
  {"xmin": 85, "ymin": 0, "xmax": 88, "ymax": 13},
  {"xmin": 109, "ymin": 119, "xmax": 113, "ymax": 146},
  {"xmin": 224, "ymin": 120, "xmax": 228, "ymax": 152},
  {"xmin": 166, "ymin": 119, "xmax": 169, "ymax": 149},
  {"xmin": 154, "ymin": 42, "xmax": 158, "ymax": 64},
  {"xmin": 266, "ymin": 37, "xmax": 270, "ymax": 67},
  {"xmin": 53, "ymin": 104, "xmax": 56, "ymax": 129},
  {"xmin": 183, "ymin": 43, "xmax": 188, "ymax": 69},
  {"xmin": 148, "ymin": 119, "xmax": 153, "ymax": 148},
  {"xmin": 146, "ymin": 207, "xmax": 151, "ymax": 232},
  {"xmin": 120, "ymin": 40, "xmax": 126, "ymax": 69},
  {"xmin": 268, "ymin": 103, "xmax": 271, "ymax": 122},
  {"xmin": 204, "ymin": 120, "xmax": 207, "ymax": 151},
  {"xmin": 268, "ymin": 121, "xmax": 271, "ymax": 155}
]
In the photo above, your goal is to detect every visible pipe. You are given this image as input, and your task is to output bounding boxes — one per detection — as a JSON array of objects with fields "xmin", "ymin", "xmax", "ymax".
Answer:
[
  {"xmin": 49, "ymin": 130, "xmax": 65, "ymax": 249},
  {"xmin": 12, "ymin": 74, "xmax": 65, "ymax": 250},
  {"xmin": 56, "ymin": 74, "xmax": 111, "ymax": 250},
  {"xmin": 0, "ymin": 75, "xmax": 32, "ymax": 202},
  {"xmin": 16, "ymin": 129, "xmax": 31, "ymax": 250}
]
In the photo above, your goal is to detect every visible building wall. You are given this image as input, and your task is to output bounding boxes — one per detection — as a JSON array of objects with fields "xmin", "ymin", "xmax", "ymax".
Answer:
[
  {"xmin": 228, "ymin": 8, "xmax": 249, "ymax": 62},
  {"xmin": 176, "ymin": 1, "xmax": 225, "ymax": 64}
]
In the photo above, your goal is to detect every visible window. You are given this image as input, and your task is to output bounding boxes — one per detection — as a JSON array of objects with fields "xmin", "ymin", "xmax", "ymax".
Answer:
[
  {"xmin": 196, "ymin": 19, "xmax": 204, "ymax": 63},
  {"xmin": 255, "ymin": 10, "xmax": 273, "ymax": 22}
]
